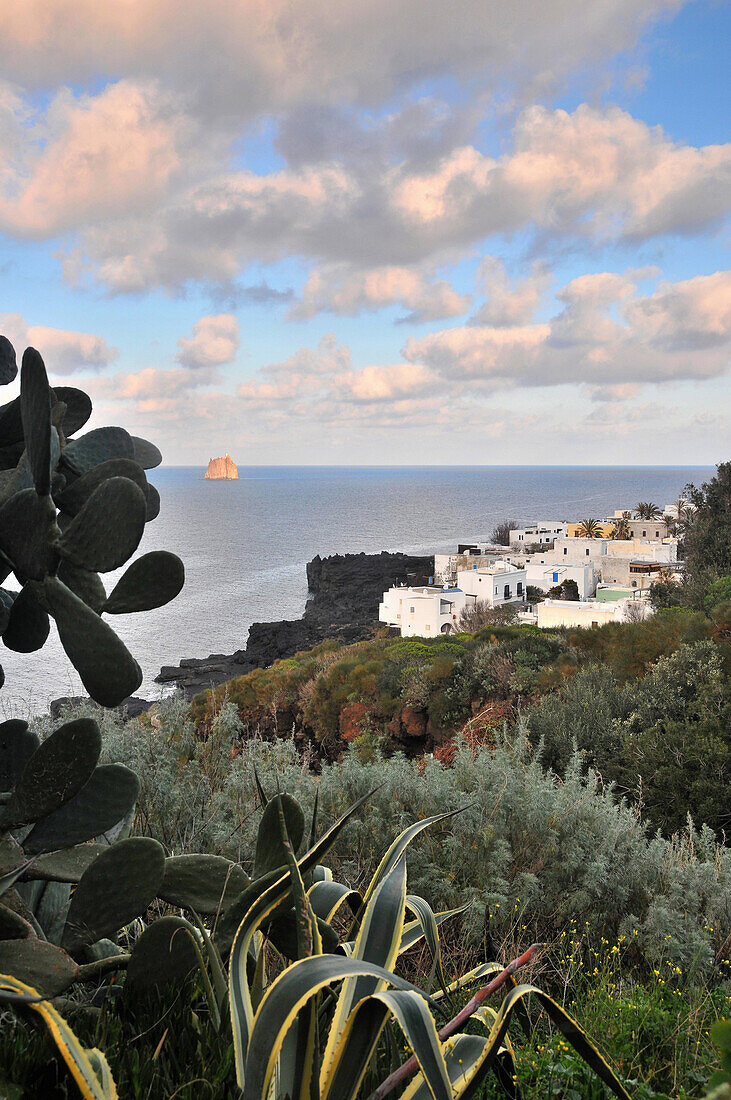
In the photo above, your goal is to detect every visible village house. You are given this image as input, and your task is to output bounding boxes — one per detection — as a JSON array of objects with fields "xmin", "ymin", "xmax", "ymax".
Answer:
[
  {"xmin": 378, "ymin": 584, "xmax": 467, "ymax": 637},
  {"xmin": 509, "ymin": 522, "xmax": 568, "ymax": 546},
  {"xmin": 523, "ymin": 560, "xmax": 597, "ymax": 600},
  {"xmin": 458, "ymin": 559, "xmax": 527, "ymax": 606},
  {"xmin": 524, "ymin": 595, "xmax": 653, "ymax": 629}
]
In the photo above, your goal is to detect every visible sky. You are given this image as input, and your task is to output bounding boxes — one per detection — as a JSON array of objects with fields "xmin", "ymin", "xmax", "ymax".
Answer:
[{"xmin": 0, "ymin": 0, "xmax": 729, "ymax": 465}]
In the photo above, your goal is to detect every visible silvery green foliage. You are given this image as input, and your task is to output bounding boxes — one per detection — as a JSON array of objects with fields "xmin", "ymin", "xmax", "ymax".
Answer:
[{"xmin": 51, "ymin": 696, "xmax": 731, "ymax": 974}]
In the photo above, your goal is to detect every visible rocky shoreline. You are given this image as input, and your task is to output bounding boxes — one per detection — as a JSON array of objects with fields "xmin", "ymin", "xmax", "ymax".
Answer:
[{"xmin": 153, "ymin": 550, "xmax": 433, "ymax": 698}]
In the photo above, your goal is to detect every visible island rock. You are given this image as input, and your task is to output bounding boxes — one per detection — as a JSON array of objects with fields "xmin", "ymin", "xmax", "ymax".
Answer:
[{"xmin": 204, "ymin": 454, "xmax": 238, "ymax": 480}]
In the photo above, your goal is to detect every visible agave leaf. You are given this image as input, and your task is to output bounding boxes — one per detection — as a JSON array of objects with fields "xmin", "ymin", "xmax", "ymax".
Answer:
[
  {"xmin": 307, "ymin": 880, "xmax": 362, "ymax": 923},
  {"xmin": 320, "ymin": 860, "xmax": 407, "ymax": 1091},
  {"xmin": 102, "ymin": 551, "xmax": 184, "ymax": 614},
  {"xmin": 359, "ymin": 808, "xmax": 465, "ymax": 915},
  {"xmin": 399, "ymin": 902, "xmax": 471, "ymax": 961},
  {"xmin": 242, "ymin": 957, "xmax": 447, "ymax": 1100},
  {"xmin": 0, "ymin": 336, "xmax": 18, "ymax": 386},
  {"xmin": 0, "ymin": 719, "xmax": 40, "ymax": 791},
  {"xmin": 56, "ymin": 477, "xmax": 146, "ymax": 573},
  {"xmin": 24, "ymin": 764, "xmax": 140, "ymax": 855},
  {"xmin": 130, "ymin": 436, "xmax": 162, "ymax": 470},
  {"xmin": 55, "ymin": 458, "xmax": 147, "ymax": 518},
  {"xmin": 43, "ymin": 576, "xmax": 143, "ymax": 706},
  {"xmin": 0, "ymin": 941, "xmax": 79, "ymax": 997},
  {"xmin": 1, "ymin": 584, "xmax": 50, "ymax": 652},
  {"xmin": 228, "ymin": 788, "xmax": 374, "ymax": 1081},
  {"xmin": 0, "ymin": 718, "xmax": 101, "ymax": 831},
  {"xmin": 62, "ymin": 426, "xmax": 135, "ymax": 476},
  {"xmin": 61, "ymin": 837, "xmax": 165, "ymax": 954},
  {"xmin": 20, "ymin": 348, "xmax": 52, "ymax": 497},
  {"xmin": 0, "ymin": 973, "xmax": 118, "ymax": 1097},
  {"xmin": 0, "ymin": 488, "xmax": 58, "ymax": 580}
]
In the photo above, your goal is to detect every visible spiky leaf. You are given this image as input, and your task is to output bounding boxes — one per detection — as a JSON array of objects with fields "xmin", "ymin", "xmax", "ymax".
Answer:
[
  {"xmin": 24, "ymin": 765, "xmax": 140, "ymax": 855},
  {"xmin": 130, "ymin": 437, "xmax": 162, "ymax": 470},
  {"xmin": 56, "ymin": 561, "xmax": 106, "ymax": 614},
  {"xmin": 54, "ymin": 459, "xmax": 147, "ymax": 519},
  {"xmin": 158, "ymin": 854, "xmax": 249, "ymax": 914},
  {"xmin": 62, "ymin": 427, "xmax": 134, "ymax": 476},
  {"xmin": 26, "ymin": 844, "xmax": 109, "ymax": 883},
  {"xmin": 0, "ymin": 336, "xmax": 17, "ymax": 386},
  {"xmin": 51, "ymin": 386, "xmax": 92, "ymax": 437},
  {"xmin": 2, "ymin": 584, "xmax": 50, "ymax": 652},
  {"xmin": 103, "ymin": 551, "xmax": 184, "ymax": 614},
  {"xmin": 0, "ymin": 488, "xmax": 58, "ymax": 580},
  {"xmin": 56, "ymin": 477, "xmax": 146, "ymax": 573},
  {"xmin": 0, "ymin": 940, "xmax": 79, "ymax": 997},
  {"xmin": 0, "ymin": 719, "xmax": 101, "ymax": 831},
  {"xmin": 253, "ymin": 793, "xmax": 305, "ymax": 879},
  {"xmin": 43, "ymin": 576, "xmax": 143, "ymax": 706},
  {"xmin": 0, "ymin": 720, "xmax": 40, "ymax": 791},
  {"xmin": 20, "ymin": 348, "xmax": 53, "ymax": 496},
  {"xmin": 61, "ymin": 837, "xmax": 165, "ymax": 953},
  {"xmin": 124, "ymin": 915, "xmax": 200, "ymax": 999}
]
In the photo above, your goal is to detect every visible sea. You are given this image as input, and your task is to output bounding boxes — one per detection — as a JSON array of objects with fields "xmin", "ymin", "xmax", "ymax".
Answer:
[{"xmin": 0, "ymin": 465, "xmax": 713, "ymax": 717}]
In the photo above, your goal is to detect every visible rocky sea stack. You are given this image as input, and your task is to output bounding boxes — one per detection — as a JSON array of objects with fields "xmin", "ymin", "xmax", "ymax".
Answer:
[{"xmin": 204, "ymin": 454, "xmax": 238, "ymax": 479}]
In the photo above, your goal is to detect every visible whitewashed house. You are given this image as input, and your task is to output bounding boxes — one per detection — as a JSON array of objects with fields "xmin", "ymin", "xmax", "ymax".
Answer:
[
  {"xmin": 524, "ymin": 560, "xmax": 597, "ymax": 600},
  {"xmin": 378, "ymin": 585, "xmax": 467, "ymax": 637},
  {"xmin": 458, "ymin": 560, "xmax": 527, "ymax": 607},
  {"xmin": 509, "ymin": 522, "xmax": 568, "ymax": 546},
  {"xmin": 534, "ymin": 597, "xmax": 653, "ymax": 629}
]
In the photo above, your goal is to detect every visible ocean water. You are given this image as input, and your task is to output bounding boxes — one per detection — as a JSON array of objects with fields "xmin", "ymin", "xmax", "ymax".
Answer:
[{"xmin": 1, "ymin": 465, "xmax": 713, "ymax": 717}]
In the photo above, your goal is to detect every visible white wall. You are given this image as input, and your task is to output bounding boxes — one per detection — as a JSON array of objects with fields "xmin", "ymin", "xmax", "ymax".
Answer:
[
  {"xmin": 459, "ymin": 562, "xmax": 527, "ymax": 606},
  {"xmin": 379, "ymin": 586, "xmax": 467, "ymax": 637},
  {"xmin": 509, "ymin": 522, "xmax": 568, "ymax": 545},
  {"xmin": 524, "ymin": 561, "xmax": 597, "ymax": 600},
  {"xmin": 535, "ymin": 598, "xmax": 652, "ymax": 629}
]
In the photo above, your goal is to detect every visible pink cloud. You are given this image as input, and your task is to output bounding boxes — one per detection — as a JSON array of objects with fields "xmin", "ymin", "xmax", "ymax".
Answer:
[
  {"xmin": 176, "ymin": 313, "xmax": 240, "ymax": 368},
  {"xmin": 0, "ymin": 312, "xmax": 118, "ymax": 374}
]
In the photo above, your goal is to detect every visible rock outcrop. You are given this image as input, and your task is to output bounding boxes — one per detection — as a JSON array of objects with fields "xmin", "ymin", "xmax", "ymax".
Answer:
[
  {"xmin": 204, "ymin": 454, "xmax": 238, "ymax": 479},
  {"xmin": 156, "ymin": 550, "xmax": 432, "ymax": 696}
]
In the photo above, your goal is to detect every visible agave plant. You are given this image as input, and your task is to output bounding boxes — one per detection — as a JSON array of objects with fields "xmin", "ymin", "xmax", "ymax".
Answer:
[{"xmin": 0, "ymin": 337, "xmax": 185, "ymax": 706}]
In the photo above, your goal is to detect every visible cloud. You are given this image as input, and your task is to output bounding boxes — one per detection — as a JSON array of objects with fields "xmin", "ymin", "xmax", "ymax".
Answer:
[
  {"xmin": 0, "ymin": 80, "xmax": 200, "ymax": 238},
  {"xmin": 176, "ymin": 313, "xmax": 240, "ymax": 368},
  {"xmin": 0, "ymin": 312, "xmax": 118, "ymax": 374},
  {"xmin": 290, "ymin": 264, "xmax": 471, "ymax": 321},
  {"xmin": 0, "ymin": 1, "xmax": 679, "ymax": 119},
  {"xmin": 43, "ymin": 103, "xmax": 729, "ymax": 293},
  {"xmin": 403, "ymin": 269, "xmax": 731, "ymax": 388},
  {"xmin": 473, "ymin": 258, "xmax": 551, "ymax": 326}
]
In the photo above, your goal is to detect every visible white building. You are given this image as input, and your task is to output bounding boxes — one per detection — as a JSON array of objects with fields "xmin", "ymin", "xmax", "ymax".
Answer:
[
  {"xmin": 546, "ymin": 537, "xmax": 677, "ymax": 564},
  {"xmin": 524, "ymin": 560, "xmax": 597, "ymax": 600},
  {"xmin": 380, "ymin": 560, "xmax": 527, "ymax": 637},
  {"xmin": 458, "ymin": 560, "xmax": 527, "ymax": 606},
  {"xmin": 509, "ymin": 522, "xmax": 568, "ymax": 546},
  {"xmin": 378, "ymin": 585, "xmax": 467, "ymax": 637},
  {"xmin": 533, "ymin": 597, "xmax": 652, "ymax": 629}
]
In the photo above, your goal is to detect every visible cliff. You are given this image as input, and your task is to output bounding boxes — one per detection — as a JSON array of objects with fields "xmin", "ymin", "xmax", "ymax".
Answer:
[
  {"xmin": 156, "ymin": 550, "xmax": 432, "ymax": 696},
  {"xmin": 204, "ymin": 454, "xmax": 238, "ymax": 479}
]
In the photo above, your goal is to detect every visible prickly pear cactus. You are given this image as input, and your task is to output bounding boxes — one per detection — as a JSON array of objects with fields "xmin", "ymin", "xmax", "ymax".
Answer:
[{"xmin": 0, "ymin": 338, "xmax": 185, "ymax": 706}]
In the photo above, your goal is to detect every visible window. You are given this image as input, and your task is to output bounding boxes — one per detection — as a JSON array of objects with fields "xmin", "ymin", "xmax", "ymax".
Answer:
[
  {"xmin": 552, "ymin": 572, "xmax": 559, "ymax": 582},
  {"xmin": 563, "ymin": 548, "xmax": 567, "ymax": 555},
  {"xmin": 642, "ymin": 530, "xmax": 646, "ymax": 537},
  {"xmin": 410, "ymin": 606, "xmax": 415, "ymax": 613},
  {"xmin": 585, "ymin": 548, "xmax": 590, "ymax": 556},
  {"xmin": 494, "ymin": 587, "xmax": 498, "ymax": 595},
  {"xmin": 517, "ymin": 582, "xmax": 523, "ymax": 596},
  {"xmin": 504, "ymin": 584, "xmax": 511, "ymax": 598},
  {"xmin": 655, "ymin": 530, "xmax": 659, "ymax": 538}
]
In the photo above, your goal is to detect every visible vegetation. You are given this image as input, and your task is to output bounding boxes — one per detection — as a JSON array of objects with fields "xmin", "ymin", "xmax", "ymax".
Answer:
[
  {"xmin": 577, "ymin": 518, "xmax": 603, "ymax": 537},
  {"xmin": 0, "ymin": 333, "xmax": 728, "ymax": 1098},
  {"xmin": 492, "ymin": 519, "xmax": 519, "ymax": 545}
]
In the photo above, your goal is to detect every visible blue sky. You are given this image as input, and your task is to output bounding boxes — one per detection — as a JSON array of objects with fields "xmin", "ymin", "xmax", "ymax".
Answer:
[{"xmin": 0, "ymin": 0, "xmax": 728, "ymax": 463}]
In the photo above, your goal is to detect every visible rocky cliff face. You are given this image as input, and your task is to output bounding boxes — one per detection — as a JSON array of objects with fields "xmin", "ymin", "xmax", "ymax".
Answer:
[
  {"xmin": 204, "ymin": 454, "xmax": 238, "ymax": 479},
  {"xmin": 156, "ymin": 550, "xmax": 432, "ymax": 696}
]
